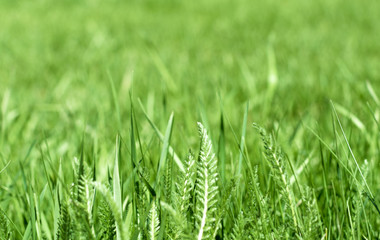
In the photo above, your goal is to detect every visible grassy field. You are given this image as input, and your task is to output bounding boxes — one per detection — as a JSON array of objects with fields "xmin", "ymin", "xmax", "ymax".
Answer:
[{"xmin": 1, "ymin": 0, "xmax": 380, "ymax": 239}]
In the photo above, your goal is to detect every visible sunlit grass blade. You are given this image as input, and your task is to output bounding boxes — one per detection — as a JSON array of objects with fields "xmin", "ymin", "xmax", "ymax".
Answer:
[
  {"xmin": 155, "ymin": 112, "xmax": 174, "ymax": 187},
  {"xmin": 113, "ymin": 135, "xmax": 123, "ymax": 240},
  {"xmin": 237, "ymin": 101, "xmax": 248, "ymax": 178}
]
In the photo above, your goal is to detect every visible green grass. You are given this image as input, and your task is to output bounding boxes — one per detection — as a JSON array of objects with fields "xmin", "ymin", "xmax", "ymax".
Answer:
[{"xmin": 1, "ymin": 0, "xmax": 380, "ymax": 239}]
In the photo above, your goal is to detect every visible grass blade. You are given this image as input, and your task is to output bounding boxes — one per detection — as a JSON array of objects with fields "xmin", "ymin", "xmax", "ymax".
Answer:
[
  {"xmin": 155, "ymin": 112, "xmax": 174, "ymax": 187},
  {"xmin": 113, "ymin": 135, "xmax": 122, "ymax": 240},
  {"xmin": 237, "ymin": 102, "xmax": 249, "ymax": 178},
  {"xmin": 330, "ymin": 101, "xmax": 373, "ymax": 198},
  {"xmin": 138, "ymin": 99, "xmax": 184, "ymax": 172}
]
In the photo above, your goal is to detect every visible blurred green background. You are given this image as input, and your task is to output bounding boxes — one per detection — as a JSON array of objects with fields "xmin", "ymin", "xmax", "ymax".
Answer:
[
  {"xmin": 2, "ymin": 0, "xmax": 380, "ymax": 168},
  {"xmin": 2, "ymin": 0, "xmax": 380, "ymax": 153},
  {"xmin": 1, "ymin": 0, "xmax": 380, "ymax": 234}
]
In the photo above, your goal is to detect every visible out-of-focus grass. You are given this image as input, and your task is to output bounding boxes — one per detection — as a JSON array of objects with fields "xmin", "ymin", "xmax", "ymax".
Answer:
[
  {"xmin": 1, "ymin": 0, "xmax": 380, "ymax": 238},
  {"xmin": 1, "ymin": 0, "xmax": 379, "ymax": 166}
]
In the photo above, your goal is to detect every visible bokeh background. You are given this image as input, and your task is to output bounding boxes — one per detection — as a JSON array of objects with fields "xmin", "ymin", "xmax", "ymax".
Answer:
[
  {"xmin": 2, "ymin": 0, "xmax": 380, "ymax": 169},
  {"xmin": 2, "ymin": 0, "xmax": 380, "ymax": 156},
  {"xmin": 1, "ymin": 0, "xmax": 380, "ymax": 235}
]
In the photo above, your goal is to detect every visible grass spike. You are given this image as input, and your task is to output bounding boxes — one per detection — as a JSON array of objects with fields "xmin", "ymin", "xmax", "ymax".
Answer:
[
  {"xmin": 92, "ymin": 182, "xmax": 124, "ymax": 240},
  {"xmin": 195, "ymin": 122, "xmax": 219, "ymax": 240},
  {"xmin": 253, "ymin": 123, "xmax": 298, "ymax": 232},
  {"xmin": 148, "ymin": 200, "xmax": 160, "ymax": 240}
]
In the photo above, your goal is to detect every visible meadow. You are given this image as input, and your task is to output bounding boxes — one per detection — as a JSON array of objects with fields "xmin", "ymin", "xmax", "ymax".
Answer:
[{"xmin": 1, "ymin": 0, "xmax": 380, "ymax": 239}]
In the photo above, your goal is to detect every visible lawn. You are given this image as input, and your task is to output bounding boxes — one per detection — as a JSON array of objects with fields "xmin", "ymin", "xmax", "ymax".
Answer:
[{"xmin": 1, "ymin": 0, "xmax": 380, "ymax": 239}]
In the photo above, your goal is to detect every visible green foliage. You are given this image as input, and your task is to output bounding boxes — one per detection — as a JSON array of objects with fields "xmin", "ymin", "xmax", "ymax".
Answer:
[
  {"xmin": 301, "ymin": 187, "xmax": 321, "ymax": 239},
  {"xmin": 98, "ymin": 194, "xmax": 116, "ymax": 240},
  {"xmin": 56, "ymin": 202, "xmax": 72, "ymax": 240},
  {"xmin": 230, "ymin": 211, "xmax": 246, "ymax": 240},
  {"xmin": 254, "ymin": 124, "xmax": 299, "ymax": 235},
  {"xmin": 70, "ymin": 157, "xmax": 96, "ymax": 239},
  {"xmin": 0, "ymin": 208, "xmax": 11, "ymax": 240},
  {"xmin": 1, "ymin": 0, "xmax": 380, "ymax": 239},
  {"xmin": 3, "ymin": 117, "xmax": 380, "ymax": 239}
]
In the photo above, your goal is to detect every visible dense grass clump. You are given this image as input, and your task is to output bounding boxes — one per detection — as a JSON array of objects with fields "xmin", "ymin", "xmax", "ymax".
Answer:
[
  {"xmin": 1, "ymin": 0, "xmax": 380, "ymax": 239},
  {"xmin": 1, "ymin": 116, "xmax": 380, "ymax": 239}
]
